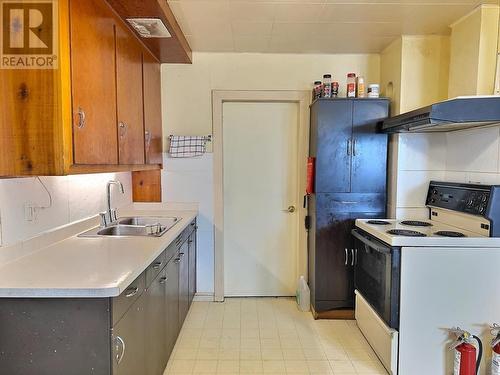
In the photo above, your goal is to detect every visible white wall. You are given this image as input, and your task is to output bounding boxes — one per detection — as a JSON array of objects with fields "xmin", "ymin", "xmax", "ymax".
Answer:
[
  {"xmin": 0, "ymin": 172, "xmax": 132, "ymax": 246},
  {"xmin": 162, "ymin": 52, "xmax": 381, "ymax": 295}
]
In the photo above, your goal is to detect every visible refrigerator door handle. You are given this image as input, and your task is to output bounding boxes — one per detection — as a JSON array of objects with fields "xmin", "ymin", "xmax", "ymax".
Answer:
[{"xmin": 346, "ymin": 139, "xmax": 352, "ymax": 156}]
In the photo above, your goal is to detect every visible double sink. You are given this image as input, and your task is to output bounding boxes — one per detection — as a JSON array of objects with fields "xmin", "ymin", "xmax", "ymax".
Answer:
[{"xmin": 79, "ymin": 216, "xmax": 179, "ymax": 238}]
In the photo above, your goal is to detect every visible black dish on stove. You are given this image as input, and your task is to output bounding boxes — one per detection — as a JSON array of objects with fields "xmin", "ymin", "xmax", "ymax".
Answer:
[
  {"xmin": 367, "ymin": 220, "xmax": 391, "ymax": 225},
  {"xmin": 400, "ymin": 220, "xmax": 433, "ymax": 227},
  {"xmin": 434, "ymin": 231, "xmax": 466, "ymax": 237},
  {"xmin": 387, "ymin": 229, "xmax": 427, "ymax": 237}
]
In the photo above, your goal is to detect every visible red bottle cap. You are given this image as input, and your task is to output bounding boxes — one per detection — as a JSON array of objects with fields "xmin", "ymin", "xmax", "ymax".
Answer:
[{"xmin": 347, "ymin": 73, "xmax": 356, "ymax": 78}]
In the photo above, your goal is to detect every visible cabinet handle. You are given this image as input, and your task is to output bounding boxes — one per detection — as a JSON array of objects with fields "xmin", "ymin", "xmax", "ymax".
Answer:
[
  {"xmin": 145, "ymin": 130, "xmax": 152, "ymax": 150},
  {"xmin": 115, "ymin": 335, "xmax": 126, "ymax": 364},
  {"xmin": 344, "ymin": 248, "xmax": 348, "ymax": 265},
  {"xmin": 119, "ymin": 122, "xmax": 127, "ymax": 137},
  {"xmin": 188, "ymin": 239, "xmax": 193, "ymax": 244},
  {"xmin": 179, "ymin": 252, "xmax": 185, "ymax": 258},
  {"xmin": 351, "ymin": 249, "xmax": 355, "ymax": 266},
  {"xmin": 159, "ymin": 276, "xmax": 168, "ymax": 284},
  {"xmin": 346, "ymin": 139, "xmax": 352, "ymax": 156},
  {"xmin": 152, "ymin": 261, "xmax": 163, "ymax": 270},
  {"xmin": 76, "ymin": 107, "xmax": 86, "ymax": 129},
  {"xmin": 173, "ymin": 258, "xmax": 181, "ymax": 264},
  {"xmin": 353, "ymin": 139, "xmax": 357, "ymax": 156},
  {"xmin": 124, "ymin": 286, "xmax": 139, "ymax": 298}
]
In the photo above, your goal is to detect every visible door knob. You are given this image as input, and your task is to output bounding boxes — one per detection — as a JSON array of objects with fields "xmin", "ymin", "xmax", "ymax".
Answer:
[{"xmin": 283, "ymin": 206, "xmax": 296, "ymax": 213}]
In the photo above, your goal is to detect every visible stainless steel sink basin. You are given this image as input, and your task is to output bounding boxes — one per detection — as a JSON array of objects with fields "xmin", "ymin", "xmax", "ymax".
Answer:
[
  {"xmin": 78, "ymin": 216, "xmax": 180, "ymax": 238},
  {"xmin": 118, "ymin": 216, "xmax": 178, "ymax": 227}
]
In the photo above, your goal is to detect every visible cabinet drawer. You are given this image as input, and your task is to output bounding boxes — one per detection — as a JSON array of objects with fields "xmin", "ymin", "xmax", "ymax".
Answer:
[
  {"xmin": 146, "ymin": 251, "xmax": 166, "ymax": 287},
  {"xmin": 113, "ymin": 272, "xmax": 146, "ymax": 326}
]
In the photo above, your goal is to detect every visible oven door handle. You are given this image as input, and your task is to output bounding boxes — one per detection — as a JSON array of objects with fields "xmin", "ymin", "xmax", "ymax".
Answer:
[{"xmin": 351, "ymin": 229, "xmax": 391, "ymax": 254}]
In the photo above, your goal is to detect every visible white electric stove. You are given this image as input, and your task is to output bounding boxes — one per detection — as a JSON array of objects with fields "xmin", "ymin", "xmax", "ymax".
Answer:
[{"xmin": 352, "ymin": 181, "xmax": 500, "ymax": 375}]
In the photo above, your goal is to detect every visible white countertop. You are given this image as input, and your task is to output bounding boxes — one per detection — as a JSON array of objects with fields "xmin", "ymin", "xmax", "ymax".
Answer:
[
  {"xmin": 0, "ymin": 206, "xmax": 198, "ymax": 298},
  {"xmin": 355, "ymin": 219, "xmax": 500, "ymax": 247}
]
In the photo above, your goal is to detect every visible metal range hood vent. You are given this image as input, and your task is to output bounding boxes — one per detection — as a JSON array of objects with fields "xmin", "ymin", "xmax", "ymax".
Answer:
[
  {"xmin": 126, "ymin": 18, "xmax": 172, "ymax": 38},
  {"xmin": 380, "ymin": 96, "xmax": 500, "ymax": 133}
]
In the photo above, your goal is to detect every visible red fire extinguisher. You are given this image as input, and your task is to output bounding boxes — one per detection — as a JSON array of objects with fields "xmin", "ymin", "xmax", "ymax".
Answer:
[
  {"xmin": 491, "ymin": 323, "xmax": 500, "ymax": 375},
  {"xmin": 449, "ymin": 327, "xmax": 483, "ymax": 375}
]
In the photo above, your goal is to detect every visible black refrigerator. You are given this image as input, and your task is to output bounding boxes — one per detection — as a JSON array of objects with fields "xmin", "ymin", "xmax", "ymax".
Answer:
[{"xmin": 307, "ymin": 98, "xmax": 389, "ymax": 314}]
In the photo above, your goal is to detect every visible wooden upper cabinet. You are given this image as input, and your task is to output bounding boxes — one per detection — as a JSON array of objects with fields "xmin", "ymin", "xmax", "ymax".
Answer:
[
  {"xmin": 142, "ymin": 51, "xmax": 163, "ymax": 165},
  {"xmin": 69, "ymin": 0, "xmax": 118, "ymax": 165},
  {"xmin": 115, "ymin": 24, "xmax": 145, "ymax": 165}
]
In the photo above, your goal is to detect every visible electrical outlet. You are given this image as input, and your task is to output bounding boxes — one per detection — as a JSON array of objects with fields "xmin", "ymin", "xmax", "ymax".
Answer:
[{"xmin": 24, "ymin": 202, "xmax": 36, "ymax": 222}]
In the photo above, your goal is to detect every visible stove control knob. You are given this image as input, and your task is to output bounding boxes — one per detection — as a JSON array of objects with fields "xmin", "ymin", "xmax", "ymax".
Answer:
[
  {"xmin": 481, "ymin": 194, "xmax": 488, "ymax": 203},
  {"xmin": 479, "ymin": 205, "xmax": 485, "ymax": 214},
  {"xmin": 467, "ymin": 199, "xmax": 474, "ymax": 207}
]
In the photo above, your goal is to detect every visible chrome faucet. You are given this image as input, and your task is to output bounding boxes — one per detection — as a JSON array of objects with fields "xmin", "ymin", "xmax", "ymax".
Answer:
[{"xmin": 104, "ymin": 180, "xmax": 124, "ymax": 225}]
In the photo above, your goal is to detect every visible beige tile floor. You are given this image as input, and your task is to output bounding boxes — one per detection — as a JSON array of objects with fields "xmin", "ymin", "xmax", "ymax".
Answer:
[{"xmin": 164, "ymin": 297, "xmax": 388, "ymax": 375}]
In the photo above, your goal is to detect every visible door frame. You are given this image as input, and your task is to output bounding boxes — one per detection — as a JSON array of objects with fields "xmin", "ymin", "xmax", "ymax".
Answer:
[{"xmin": 212, "ymin": 90, "xmax": 311, "ymax": 301}]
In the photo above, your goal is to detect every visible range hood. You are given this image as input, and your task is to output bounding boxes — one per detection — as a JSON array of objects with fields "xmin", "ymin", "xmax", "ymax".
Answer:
[{"xmin": 380, "ymin": 96, "xmax": 500, "ymax": 133}]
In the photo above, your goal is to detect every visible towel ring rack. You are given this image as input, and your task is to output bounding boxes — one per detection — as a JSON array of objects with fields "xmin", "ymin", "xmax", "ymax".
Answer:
[{"xmin": 168, "ymin": 135, "xmax": 212, "ymax": 142}]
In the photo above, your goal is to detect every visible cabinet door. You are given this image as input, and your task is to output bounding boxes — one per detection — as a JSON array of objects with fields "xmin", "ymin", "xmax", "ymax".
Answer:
[
  {"xmin": 115, "ymin": 23, "xmax": 145, "ymax": 165},
  {"xmin": 312, "ymin": 100, "xmax": 353, "ymax": 193},
  {"xmin": 145, "ymin": 269, "xmax": 167, "ymax": 375},
  {"xmin": 70, "ymin": 0, "xmax": 118, "ymax": 165},
  {"xmin": 178, "ymin": 242, "xmax": 190, "ymax": 326},
  {"xmin": 112, "ymin": 295, "xmax": 146, "ymax": 375},
  {"xmin": 351, "ymin": 100, "xmax": 389, "ymax": 193},
  {"xmin": 165, "ymin": 255, "xmax": 180, "ymax": 357},
  {"xmin": 188, "ymin": 231, "xmax": 197, "ymax": 306},
  {"xmin": 313, "ymin": 193, "xmax": 386, "ymax": 311},
  {"xmin": 142, "ymin": 51, "xmax": 163, "ymax": 165}
]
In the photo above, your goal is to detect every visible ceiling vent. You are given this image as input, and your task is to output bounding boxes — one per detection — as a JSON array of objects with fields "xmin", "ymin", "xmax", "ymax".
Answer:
[{"xmin": 126, "ymin": 18, "xmax": 172, "ymax": 38}]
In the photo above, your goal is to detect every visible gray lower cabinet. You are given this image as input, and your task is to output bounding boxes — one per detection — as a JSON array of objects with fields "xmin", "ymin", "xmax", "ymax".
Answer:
[
  {"xmin": 145, "ymin": 268, "xmax": 168, "ymax": 375},
  {"xmin": 112, "ymin": 295, "xmax": 146, "ymax": 375},
  {"xmin": 178, "ymin": 241, "xmax": 190, "ymax": 327},
  {"xmin": 0, "ymin": 218, "xmax": 197, "ymax": 375}
]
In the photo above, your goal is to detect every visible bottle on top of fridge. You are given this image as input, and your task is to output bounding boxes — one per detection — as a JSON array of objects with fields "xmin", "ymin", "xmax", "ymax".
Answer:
[
  {"xmin": 322, "ymin": 74, "xmax": 332, "ymax": 98},
  {"xmin": 357, "ymin": 76, "xmax": 366, "ymax": 98},
  {"xmin": 346, "ymin": 73, "xmax": 356, "ymax": 98},
  {"xmin": 332, "ymin": 81, "xmax": 339, "ymax": 98},
  {"xmin": 313, "ymin": 81, "xmax": 323, "ymax": 100}
]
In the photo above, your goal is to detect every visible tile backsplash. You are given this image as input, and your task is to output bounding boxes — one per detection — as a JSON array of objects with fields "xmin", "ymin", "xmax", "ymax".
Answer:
[
  {"xmin": 392, "ymin": 126, "xmax": 500, "ymax": 219},
  {"xmin": 0, "ymin": 172, "xmax": 132, "ymax": 246}
]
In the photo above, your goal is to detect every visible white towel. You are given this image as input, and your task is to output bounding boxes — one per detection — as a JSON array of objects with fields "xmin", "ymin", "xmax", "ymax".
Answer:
[{"xmin": 169, "ymin": 135, "xmax": 207, "ymax": 158}]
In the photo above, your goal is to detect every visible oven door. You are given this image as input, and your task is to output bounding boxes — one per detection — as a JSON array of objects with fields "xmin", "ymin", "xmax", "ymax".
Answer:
[{"xmin": 352, "ymin": 229, "xmax": 400, "ymax": 329}]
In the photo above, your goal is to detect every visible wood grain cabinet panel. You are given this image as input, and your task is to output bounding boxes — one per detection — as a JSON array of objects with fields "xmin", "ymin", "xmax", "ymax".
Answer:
[
  {"xmin": 70, "ymin": 0, "xmax": 118, "ymax": 165},
  {"xmin": 0, "ymin": 0, "xmax": 166, "ymax": 177},
  {"xmin": 142, "ymin": 51, "xmax": 163, "ymax": 165},
  {"xmin": 116, "ymin": 25, "xmax": 145, "ymax": 165}
]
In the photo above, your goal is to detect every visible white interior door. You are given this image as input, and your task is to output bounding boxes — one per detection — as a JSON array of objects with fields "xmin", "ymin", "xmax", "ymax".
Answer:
[{"xmin": 223, "ymin": 102, "xmax": 299, "ymax": 297}]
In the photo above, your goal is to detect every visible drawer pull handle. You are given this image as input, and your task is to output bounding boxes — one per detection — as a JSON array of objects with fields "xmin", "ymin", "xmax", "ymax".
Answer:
[
  {"xmin": 173, "ymin": 258, "xmax": 181, "ymax": 264},
  {"xmin": 188, "ymin": 239, "xmax": 193, "ymax": 244},
  {"xmin": 179, "ymin": 252, "xmax": 185, "ymax": 258},
  {"xmin": 115, "ymin": 335, "xmax": 125, "ymax": 364},
  {"xmin": 159, "ymin": 276, "xmax": 168, "ymax": 284},
  {"xmin": 152, "ymin": 261, "xmax": 163, "ymax": 270},
  {"xmin": 124, "ymin": 286, "xmax": 139, "ymax": 298}
]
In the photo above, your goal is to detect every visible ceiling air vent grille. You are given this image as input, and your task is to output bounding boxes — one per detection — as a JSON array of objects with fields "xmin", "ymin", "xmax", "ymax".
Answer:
[{"xmin": 126, "ymin": 18, "xmax": 172, "ymax": 38}]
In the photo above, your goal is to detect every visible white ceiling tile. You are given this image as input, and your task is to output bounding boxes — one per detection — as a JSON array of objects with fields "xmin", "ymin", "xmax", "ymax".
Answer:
[
  {"xmin": 274, "ymin": 4, "xmax": 326, "ymax": 22},
  {"xmin": 232, "ymin": 22, "xmax": 273, "ymax": 36},
  {"xmin": 228, "ymin": 2, "xmax": 277, "ymax": 22},
  {"xmin": 168, "ymin": 0, "xmax": 486, "ymax": 53},
  {"xmin": 187, "ymin": 35, "xmax": 234, "ymax": 52},
  {"xmin": 234, "ymin": 36, "xmax": 271, "ymax": 52}
]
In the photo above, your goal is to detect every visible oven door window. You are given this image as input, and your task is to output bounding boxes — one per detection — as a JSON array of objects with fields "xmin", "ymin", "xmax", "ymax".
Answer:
[{"xmin": 354, "ymin": 236, "xmax": 392, "ymax": 325}]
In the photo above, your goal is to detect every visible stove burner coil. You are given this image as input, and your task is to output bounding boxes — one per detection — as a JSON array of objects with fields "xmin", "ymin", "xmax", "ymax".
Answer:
[
  {"xmin": 434, "ymin": 231, "xmax": 466, "ymax": 237},
  {"xmin": 367, "ymin": 220, "xmax": 391, "ymax": 225},
  {"xmin": 387, "ymin": 229, "xmax": 427, "ymax": 237},
  {"xmin": 400, "ymin": 220, "xmax": 433, "ymax": 227}
]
